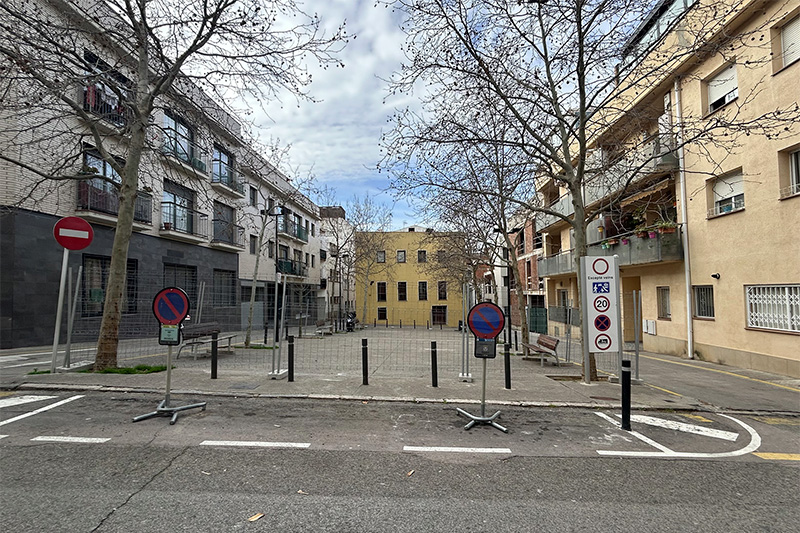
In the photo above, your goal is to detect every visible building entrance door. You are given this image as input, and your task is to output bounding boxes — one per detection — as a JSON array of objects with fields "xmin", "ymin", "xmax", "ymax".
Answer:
[{"xmin": 431, "ymin": 306, "xmax": 447, "ymax": 326}]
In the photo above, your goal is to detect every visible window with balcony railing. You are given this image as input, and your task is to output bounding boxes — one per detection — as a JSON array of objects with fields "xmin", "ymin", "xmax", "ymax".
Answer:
[
  {"xmin": 163, "ymin": 180, "xmax": 196, "ymax": 233},
  {"xmin": 709, "ymin": 171, "xmax": 745, "ymax": 217},
  {"xmin": 212, "ymin": 145, "xmax": 236, "ymax": 187},
  {"xmin": 83, "ymin": 51, "xmax": 131, "ymax": 127},
  {"xmin": 164, "ymin": 111, "xmax": 206, "ymax": 172}
]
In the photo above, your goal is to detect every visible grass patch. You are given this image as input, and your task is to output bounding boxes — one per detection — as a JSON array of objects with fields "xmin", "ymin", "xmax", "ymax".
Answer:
[
  {"xmin": 28, "ymin": 369, "xmax": 51, "ymax": 375},
  {"xmin": 86, "ymin": 364, "xmax": 168, "ymax": 374},
  {"xmin": 238, "ymin": 344, "xmax": 276, "ymax": 350}
]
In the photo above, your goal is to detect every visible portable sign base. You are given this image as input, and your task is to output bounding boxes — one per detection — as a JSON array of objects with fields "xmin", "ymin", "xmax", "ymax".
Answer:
[
  {"xmin": 456, "ymin": 358, "xmax": 508, "ymax": 433},
  {"xmin": 132, "ymin": 345, "xmax": 206, "ymax": 425}
]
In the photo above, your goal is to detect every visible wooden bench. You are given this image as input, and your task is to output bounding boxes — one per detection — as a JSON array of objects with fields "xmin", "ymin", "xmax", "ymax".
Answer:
[
  {"xmin": 176, "ymin": 322, "xmax": 237, "ymax": 360},
  {"xmin": 522, "ymin": 334, "xmax": 561, "ymax": 366}
]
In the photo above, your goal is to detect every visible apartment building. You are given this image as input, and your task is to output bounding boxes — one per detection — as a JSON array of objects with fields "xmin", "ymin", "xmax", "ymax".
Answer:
[
  {"xmin": 0, "ymin": 1, "xmax": 323, "ymax": 348},
  {"xmin": 356, "ymin": 227, "xmax": 465, "ymax": 328},
  {"xmin": 535, "ymin": 0, "xmax": 800, "ymax": 376},
  {"xmin": 319, "ymin": 206, "xmax": 356, "ymax": 327}
]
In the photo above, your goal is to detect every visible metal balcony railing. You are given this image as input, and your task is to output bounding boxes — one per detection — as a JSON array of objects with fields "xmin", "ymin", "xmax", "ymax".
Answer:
[
  {"xmin": 212, "ymin": 219, "xmax": 245, "ymax": 247},
  {"xmin": 277, "ymin": 258, "xmax": 308, "ymax": 277},
  {"xmin": 162, "ymin": 135, "xmax": 208, "ymax": 173},
  {"xmin": 77, "ymin": 181, "xmax": 152, "ymax": 223},
  {"xmin": 211, "ymin": 165, "xmax": 245, "ymax": 195},
  {"xmin": 82, "ymin": 84, "xmax": 130, "ymax": 127},
  {"xmin": 160, "ymin": 202, "xmax": 209, "ymax": 238},
  {"xmin": 277, "ymin": 218, "xmax": 309, "ymax": 242}
]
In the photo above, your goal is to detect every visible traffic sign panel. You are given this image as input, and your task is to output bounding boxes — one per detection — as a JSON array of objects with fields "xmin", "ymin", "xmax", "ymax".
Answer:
[
  {"xmin": 593, "ymin": 296, "xmax": 610, "ymax": 312},
  {"xmin": 153, "ymin": 287, "xmax": 190, "ymax": 325},
  {"xmin": 54, "ymin": 217, "xmax": 94, "ymax": 250},
  {"xmin": 594, "ymin": 334, "xmax": 612, "ymax": 351},
  {"xmin": 591, "ymin": 258, "xmax": 609, "ymax": 275},
  {"xmin": 594, "ymin": 314, "xmax": 611, "ymax": 332},
  {"xmin": 467, "ymin": 302, "xmax": 505, "ymax": 340}
]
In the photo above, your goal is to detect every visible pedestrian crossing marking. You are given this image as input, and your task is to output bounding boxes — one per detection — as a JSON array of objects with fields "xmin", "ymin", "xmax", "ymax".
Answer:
[{"xmin": 0, "ymin": 395, "xmax": 58, "ymax": 409}]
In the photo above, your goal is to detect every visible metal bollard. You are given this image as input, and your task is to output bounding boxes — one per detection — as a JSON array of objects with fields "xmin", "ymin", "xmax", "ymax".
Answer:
[
  {"xmin": 400, "ymin": 319, "xmax": 402, "ymax": 329},
  {"xmin": 211, "ymin": 332, "xmax": 218, "ymax": 379},
  {"xmin": 514, "ymin": 331, "xmax": 518, "ymax": 351},
  {"xmin": 504, "ymin": 343, "xmax": 511, "ymax": 389},
  {"xmin": 621, "ymin": 359, "xmax": 631, "ymax": 430},
  {"xmin": 431, "ymin": 341, "xmax": 438, "ymax": 388},
  {"xmin": 288, "ymin": 335, "xmax": 294, "ymax": 382},
  {"xmin": 361, "ymin": 338, "xmax": 369, "ymax": 386}
]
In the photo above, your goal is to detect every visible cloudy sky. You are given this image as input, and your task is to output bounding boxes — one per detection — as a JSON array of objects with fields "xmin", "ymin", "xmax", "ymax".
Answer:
[{"xmin": 255, "ymin": 0, "xmax": 418, "ymax": 228}]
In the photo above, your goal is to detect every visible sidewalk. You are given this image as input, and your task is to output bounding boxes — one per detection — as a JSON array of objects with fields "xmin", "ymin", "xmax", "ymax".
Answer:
[{"xmin": 6, "ymin": 347, "xmax": 797, "ymax": 413}]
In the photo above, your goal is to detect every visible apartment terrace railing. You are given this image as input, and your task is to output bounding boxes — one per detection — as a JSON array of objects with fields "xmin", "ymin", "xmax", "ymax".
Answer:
[
  {"xmin": 537, "ymin": 224, "xmax": 683, "ymax": 277},
  {"xmin": 161, "ymin": 136, "xmax": 209, "ymax": 174},
  {"xmin": 277, "ymin": 258, "xmax": 308, "ymax": 277},
  {"xmin": 538, "ymin": 136, "xmax": 678, "ymax": 230},
  {"xmin": 77, "ymin": 181, "xmax": 152, "ymax": 224},
  {"xmin": 82, "ymin": 84, "xmax": 130, "ymax": 128},
  {"xmin": 212, "ymin": 219, "xmax": 245, "ymax": 248},
  {"xmin": 160, "ymin": 202, "xmax": 209, "ymax": 238},
  {"xmin": 211, "ymin": 166, "xmax": 246, "ymax": 196},
  {"xmin": 278, "ymin": 218, "xmax": 309, "ymax": 243}
]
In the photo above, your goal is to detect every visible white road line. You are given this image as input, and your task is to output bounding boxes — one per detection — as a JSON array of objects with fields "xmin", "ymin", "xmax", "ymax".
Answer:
[
  {"xmin": 0, "ymin": 395, "xmax": 84, "ymax": 427},
  {"xmin": 31, "ymin": 436, "xmax": 110, "ymax": 444},
  {"xmin": 596, "ymin": 413, "xmax": 762, "ymax": 459},
  {"xmin": 199, "ymin": 440, "xmax": 311, "ymax": 449},
  {"xmin": 0, "ymin": 395, "xmax": 57, "ymax": 409},
  {"xmin": 0, "ymin": 435, "xmax": 7, "ymax": 440},
  {"xmin": 403, "ymin": 446, "xmax": 512, "ymax": 454},
  {"xmin": 595, "ymin": 412, "xmax": 675, "ymax": 454},
  {"xmin": 620, "ymin": 414, "xmax": 739, "ymax": 442}
]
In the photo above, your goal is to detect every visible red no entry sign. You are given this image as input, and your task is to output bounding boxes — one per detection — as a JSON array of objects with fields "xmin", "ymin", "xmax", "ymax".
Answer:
[
  {"xmin": 53, "ymin": 217, "xmax": 94, "ymax": 250},
  {"xmin": 153, "ymin": 287, "xmax": 190, "ymax": 325},
  {"xmin": 467, "ymin": 302, "xmax": 505, "ymax": 339}
]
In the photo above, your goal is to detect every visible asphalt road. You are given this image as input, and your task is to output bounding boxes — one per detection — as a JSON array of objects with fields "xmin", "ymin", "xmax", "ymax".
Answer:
[{"xmin": 1, "ymin": 393, "xmax": 798, "ymax": 532}]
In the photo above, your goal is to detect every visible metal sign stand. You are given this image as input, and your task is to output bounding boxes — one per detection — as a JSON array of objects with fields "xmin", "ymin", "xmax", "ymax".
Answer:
[{"xmin": 456, "ymin": 357, "xmax": 507, "ymax": 433}]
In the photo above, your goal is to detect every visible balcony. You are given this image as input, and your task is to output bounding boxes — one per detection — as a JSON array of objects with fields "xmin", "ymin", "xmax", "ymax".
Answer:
[
  {"xmin": 277, "ymin": 258, "xmax": 308, "ymax": 278},
  {"xmin": 537, "ymin": 226, "xmax": 683, "ymax": 277},
  {"xmin": 162, "ymin": 137, "xmax": 208, "ymax": 175},
  {"xmin": 160, "ymin": 202, "xmax": 208, "ymax": 243},
  {"xmin": 210, "ymin": 168, "xmax": 246, "ymax": 198},
  {"xmin": 76, "ymin": 181, "xmax": 152, "ymax": 228},
  {"xmin": 211, "ymin": 219, "xmax": 245, "ymax": 251},
  {"xmin": 277, "ymin": 218, "xmax": 309, "ymax": 243},
  {"xmin": 537, "ymin": 136, "xmax": 678, "ymax": 230},
  {"xmin": 81, "ymin": 84, "xmax": 130, "ymax": 131}
]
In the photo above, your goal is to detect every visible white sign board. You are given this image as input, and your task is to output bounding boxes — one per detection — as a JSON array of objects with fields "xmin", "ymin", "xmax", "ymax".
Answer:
[{"xmin": 581, "ymin": 256, "xmax": 620, "ymax": 352}]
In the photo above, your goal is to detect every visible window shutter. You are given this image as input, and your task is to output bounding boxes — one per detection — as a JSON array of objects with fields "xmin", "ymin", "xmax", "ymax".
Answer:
[
  {"xmin": 707, "ymin": 65, "xmax": 737, "ymax": 104},
  {"xmin": 713, "ymin": 172, "xmax": 743, "ymax": 200},
  {"xmin": 783, "ymin": 16, "xmax": 800, "ymax": 67}
]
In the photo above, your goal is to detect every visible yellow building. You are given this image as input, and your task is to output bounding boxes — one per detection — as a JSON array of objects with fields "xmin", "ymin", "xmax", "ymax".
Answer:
[
  {"xmin": 356, "ymin": 227, "xmax": 465, "ymax": 328},
  {"xmin": 536, "ymin": 0, "xmax": 800, "ymax": 376}
]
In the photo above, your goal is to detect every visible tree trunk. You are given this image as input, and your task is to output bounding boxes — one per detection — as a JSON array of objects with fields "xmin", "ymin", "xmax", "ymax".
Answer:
[{"xmin": 245, "ymin": 222, "xmax": 266, "ymax": 347}]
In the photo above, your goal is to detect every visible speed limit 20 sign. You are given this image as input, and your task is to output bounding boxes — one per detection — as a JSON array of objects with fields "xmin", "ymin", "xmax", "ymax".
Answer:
[{"xmin": 581, "ymin": 256, "xmax": 620, "ymax": 352}]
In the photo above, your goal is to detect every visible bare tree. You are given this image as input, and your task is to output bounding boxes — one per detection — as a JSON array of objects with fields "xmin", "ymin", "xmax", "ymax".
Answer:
[
  {"xmin": 349, "ymin": 194, "xmax": 393, "ymax": 323},
  {"xmin": 0, "ymin": 0, "xmax": 348, "ymax": 368},
  {"xmin": 381, "ymin": 0, "xmax": 799, "ymax": 377}
]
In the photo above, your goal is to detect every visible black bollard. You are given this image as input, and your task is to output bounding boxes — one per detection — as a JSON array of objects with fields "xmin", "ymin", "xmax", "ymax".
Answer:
[
  {"xmin": 211, "ymin": 332, "xmax": 218, "ymax": 379},
  {"xmin": 288, "ymin": 335, "xmax": 295, "ymax": 382},
  {"xmin": 504, "ymin": 343, "xmax": 511, "ymax": 389},
  {"xmin": 514, "ymin": 331, "xmax": 518, "ymax": 351},
  {"xmin": 621, "ymin": 359, "xmax": 631, "ymax": 430},
  {"xmin": 361, "ymin": 338, "xmax": 369, "ymax": 386},
  {"xmin": 431, "ymin": 341, "xmax": 438, "ymax": 388}
]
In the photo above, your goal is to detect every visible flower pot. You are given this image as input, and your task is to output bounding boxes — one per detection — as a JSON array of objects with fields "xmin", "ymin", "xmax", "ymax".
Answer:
[
  {"xmin": 635, "ymin": 231, "xmax": 648, "ymax": 238},
  {"xmin": 607, "ymin": 238, "xmax": 619, "ymax": 245},
  {"xmin": 648, "ymin": 231, "xmax": 657, "ymax": 239},
  {"xmin": 621, "ymin": 238, "xmax": 630, "ymax": 245},
  {"xmin": 163, "ymin": 222, "xmax": 172, "ymax": 230},
  {"xmin": 659, "ymin": 226, "xmax": 677, "ymax": 234}
]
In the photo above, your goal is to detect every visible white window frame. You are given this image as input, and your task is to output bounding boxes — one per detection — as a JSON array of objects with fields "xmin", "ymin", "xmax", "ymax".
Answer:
[
  {"xmin": 707, "ymin": 64, "xmax": 738, "ymax": 113},
  {"xmin": 782, "ymin": 15, "xmax": 800, "ymax": 68},
  {"xmin": 397, "ymin": 250, "xmax": 406, "ymax": 263},
  {"xmin": 377, "ymin": 250, "xmax": 386, "ymax": 263},
  {"xmin": 692, "ymin": 285, "xmax": 715, "ymax": 319},
  {"xmin": 746, "ymin": 284, "xmax": 800, "ymax": 333},
  {"xmin": 657, "ymin": 286, "xmax": 671, "ymax": 319},
  {"xmin": 789, "ymin": 149, "xmax": 800, "ymax": 197},
  {"xmin": 709, "ymin": 171, "xmax": 745, "ymax": 217}
]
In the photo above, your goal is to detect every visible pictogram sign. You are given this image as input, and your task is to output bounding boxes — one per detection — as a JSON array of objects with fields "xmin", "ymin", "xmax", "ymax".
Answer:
[
  {"xmin": 582, "ymin": 256, "xmax": 620, "ymax": 353},
  {"xmin": 152, "ymin": 287, "xmax": 190, "ymax": 326},
  {"xmin": 467, "ymin": 302, "xmax": 505, "ymax": 340}
]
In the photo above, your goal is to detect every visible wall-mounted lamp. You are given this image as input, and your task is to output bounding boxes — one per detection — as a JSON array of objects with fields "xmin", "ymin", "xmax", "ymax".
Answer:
[{"xmin": 711, "ymin": 273, "xmax": 721, "ymax": 280}]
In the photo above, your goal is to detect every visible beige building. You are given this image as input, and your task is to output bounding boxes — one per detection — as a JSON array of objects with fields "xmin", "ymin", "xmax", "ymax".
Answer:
[{"xmin": 536, "ymin": 0, "xmax": 800, "ymax": 376}]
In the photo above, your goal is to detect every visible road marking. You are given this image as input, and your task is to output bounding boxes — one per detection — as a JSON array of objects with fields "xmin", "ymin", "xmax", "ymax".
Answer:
[
  {"xmin": 644, "ymin": 384, "xmax": 683, "ymax": 397},
  {"xmin": 403, "ymin": 446, "xmax": 512, "ymax": 454},
  {"xmin": 618, "ymin": 414, "xmax": 739, "ymax": 442},
  {"xmin": 0, "ymin": 395, "xmax": 84, "ymax": 427},
  {"xmin": 0, "ymin": 395, "xmax": 57, "ymax": 409},
  {"xmin": 596, "ymin": 413, "xmax": 761, "ymax": 459},
  {"xmin": 31, "ymin": 436, "xmax": 110, "ymax": 444},
  {"xmin": 754, "ymin": 417, "xmax": 800, "ymax": 426},
  {"xmin": 641, "ymin": 354, "xmax": 800, "ymax": 392},
  {"xmin": 753, "ymin": 453, "xmax": 800, "ymax": 461},
  {"xmin": 682, "ymin": 414, "xmax": 713, "ymax": 423},
  {"xmin": 0, "ymin": 435, "xmax": 7, "ymax": 440},
  {"xmin": 595, "ymin": 413, "xmax": 675, "ymax": 453},
  {"xmin": 199, "ymin": 440, "xmax": 311, "ymax": 449}
]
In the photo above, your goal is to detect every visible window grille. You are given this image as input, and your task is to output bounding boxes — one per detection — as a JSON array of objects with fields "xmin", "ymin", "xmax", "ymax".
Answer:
[
  {"xmin": 692, "ymin": 285, "xmax": 715, "ymax": 318},
  {"xmin": 746, "ymin": 285, "xmax": 800, "ymax": 332},
  {"xmin": 657, "ymin": 286, "xmax": 671, "ymax": 319}
]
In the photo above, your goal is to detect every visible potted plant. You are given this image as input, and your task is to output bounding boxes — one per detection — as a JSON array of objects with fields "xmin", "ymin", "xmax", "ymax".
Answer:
[
  {"xmin": 657, "ymin": 220, "xmax": 678, "ymax": 234},
  {"xmin": 163, "ymin": 222, "xmax": 172, "ymax": 230},
  {"xmin": 634, "ymin": 225, "xmax": 649, "ymax": 238},
  {"xmin": 648, "ymin": 229, "xmax": 658, "ymax": 239},
  {"xmin": 601, "ymin": 240, "xmax": 610, "ymax": 249},
  {"xmin": 606, "ymin": 237, "xmax": 619, "ymax": 245},
  {"xmin": 621, "ymin": 236, "xmax": 630, "ymax": 245}
]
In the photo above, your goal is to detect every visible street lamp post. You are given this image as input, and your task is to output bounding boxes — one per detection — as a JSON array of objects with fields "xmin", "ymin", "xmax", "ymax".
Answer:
[{"xmin": 263, "ymin": 203, "xmax": 287, "ymax": 379}]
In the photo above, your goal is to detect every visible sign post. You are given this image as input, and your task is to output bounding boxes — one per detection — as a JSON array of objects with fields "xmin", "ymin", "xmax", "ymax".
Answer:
[
  {"xmin": 51, "ymin": 217, "xmax": 94, "ymax": 373},
  {"xmin": 456, "ymin": 302, "xmax": 508, "ymax": 433},
  {"xmin": 581, "ymin": 256, "xmax": 623, "ymax": 381},
  {"xmin": 133, "ymin": 287, "xmax": 206, "ymax": 425}
]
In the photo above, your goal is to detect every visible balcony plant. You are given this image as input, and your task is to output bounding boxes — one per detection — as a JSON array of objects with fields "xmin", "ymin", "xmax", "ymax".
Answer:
[
  {"xmin": 656, "ymin": 220, "xmax": 678, "ymax": 234},
  {"xmin": 621, "ymin": 236, "xmax": 630, "ymax": 245}
]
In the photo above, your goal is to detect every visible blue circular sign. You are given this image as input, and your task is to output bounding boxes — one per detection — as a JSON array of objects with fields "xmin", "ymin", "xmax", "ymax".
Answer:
[
  {"xmin": 594, "ymin": 314, "xmax": 611, "ymax": 332},
  {"xmin": 467, "ymin": 302, "xmax": 505, "ymax": 339}
]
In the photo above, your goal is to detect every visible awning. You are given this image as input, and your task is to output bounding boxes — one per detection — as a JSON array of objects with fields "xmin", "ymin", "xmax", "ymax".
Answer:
[{"xmin": 620, "ymin": 179, "xmax": 672, "ymax": 207}]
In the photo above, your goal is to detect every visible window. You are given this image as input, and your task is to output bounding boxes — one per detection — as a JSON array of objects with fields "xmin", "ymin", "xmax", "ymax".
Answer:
[
  {"xmin": 746, "ymin": 284, "xmax": 800, "ymax": 332},
  {"xmin": 305, "ymin": 252, "xmax": 309, "ymax": 265},
  {"xmin": 786, "ymin": 149, "xmax": 800, "ymax": 198},
  {"xmin": 437, "ymin": 250, "xmax": 446, "ymax": 262},
  {"xmin": 212, "ymin": 145, "xmax": 234, "ymax": 186},
  {"xmin": 320, "ymin": 249, "xmax": 327, "ymax": 261},
  {"xmin": 397, "ymin": 250, "xmax": 406, "ymax": 263},
  {"xmin": 438, "ymin": 281, "xmax": 447, "ymax": 300},
  {"xmin": 82, "ymin": 255, "xmax": 137, "ymax": 317},
  {"xmin": 398, "ymin": 282, "xmax": 407, "ymax": 301},
  {"xmin": 249, "ymin": 234, "xmax": 258, "ymax": 255},
  {"xmin": 213, "ymin": 269, "xmax": 237, "ymax": 306},
  {"xmin": 377, "ymin": 281, "xmax": 387, "ymax": 302},
  {"xmin": 164, "ymin": 110, "xmax": 195, "ymax": 164},
  {"xmin": 268, "ymin": 239, "xmax": 274, "ymax": 258},
  {"xmin": 418, "ymin": 281, "xmax": 428, "ymax": 301},
  {"xmin": 707, "ymin": 64, "xmax": 738, "ymax": 113},
  {"xmin": 213, "ymin": 201, "xmax": 238, "ymax": 244},
  {"xmin": 378, "ymin": 307, "xmax": 387, "ymax": 321},
  {"xmin": 377, "ymin": 250, "xmax": 386, "ymax": 263},
  {"xmin": 516, "ymin": 232, "xmax": 525, "ymax": 255},
  {"xmin": 82, "ymin": 51, "xmax": 130, "ymax": 127},
  {"xmin": 693, "ymin": 285, "xmax": 715, "ymax": 319},
  {"xmin": 657, "ymin": 286, "xmax": 671, "ymax": 319},
  {"xmin": 417, "ymin": 250, "xmax": 427, "ymax": 263},
  {"xmin": 249, "ymin": 186, "xmax": 258, "ymax": 207},
  {"xmin": 782, "ymin": 15, "xmax": 800, "ymax": 68},
  {"xmin": 311, "ymin": 255, "xmax": 315, "ymax": 268},
  {"xmin": 83, "ymin": 150, "xmax": 121, "ymax": 192},
  {"xmin": 241, "ymin": 285, "xmax": 264, "ymax": 303},
  {"xmin": 162, "ymin": 180, "xmax": 195, "ymax": 233},
  {"xmin": 311, "ymin": 223, "xmax": 315, "ymax": 236},
  {"xmin": 163, "ymin": 263, "xmax": 197, "ymax": 308},
  {"xmin": 710, "ymin": 171, "xmax": 744, "ymax": 217},
  {"xmin": 557, "ymin": 289, "xmax": 570, "ymax": 308}
]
